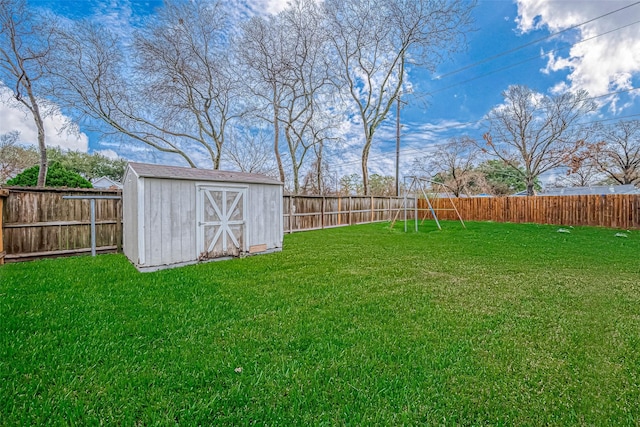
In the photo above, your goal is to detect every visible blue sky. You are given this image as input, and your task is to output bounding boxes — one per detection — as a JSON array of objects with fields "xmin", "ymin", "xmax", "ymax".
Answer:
[
  {"xmin": 359, "ymin": 0, "xmax": 640, "ymax": 183},
  {"xmin": 2, "ymin": 0, "xmax": 640, "ymax": 186}
]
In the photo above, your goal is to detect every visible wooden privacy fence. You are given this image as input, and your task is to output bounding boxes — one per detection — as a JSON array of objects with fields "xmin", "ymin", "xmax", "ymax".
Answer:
[
  {"xmin": 1, "ymin": 187, "xmax": 122, "ymax": 263},
  {"xmin": 4, "ymin": 189, "xmax": 639, "ymax": 263},
  {"xmin": 0, "ymin": 189, "xmax": 410, "ymax": 262},
  {"xmin": 419, "ymin": 194, "xmax": 640, "ymax": 230},
  {"xmin": 0, "ymin": 189, "xmax": 7, "ymax": 264},
  {"xmin": 283, "ymin": 195, "xmax": 414, "ymax": 233}
]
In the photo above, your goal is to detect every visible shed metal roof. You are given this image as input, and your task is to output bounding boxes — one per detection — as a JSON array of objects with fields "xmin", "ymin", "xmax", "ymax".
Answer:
[{"xmin": 127, "ymin": 162, "xmax": 283, "ymax": 186}]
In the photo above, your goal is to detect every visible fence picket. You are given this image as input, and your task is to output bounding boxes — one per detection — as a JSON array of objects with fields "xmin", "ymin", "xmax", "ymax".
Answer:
[
  {"xmin": 418, "ymin": 194, "xmax": 640, "ymax": 230},
  {"xmin": 1, "ymin": 187, "xmax": 122, "ymax": 262},
  {"xmin": 2, "ymin": 189, "xmax": 639, "ymax": 263}
]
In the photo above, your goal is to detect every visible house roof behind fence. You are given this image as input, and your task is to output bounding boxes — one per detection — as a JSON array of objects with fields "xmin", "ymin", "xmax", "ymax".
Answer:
[
  {"xmin": 541, "ymin": 184, "xmax": 640, "ymax": 196},
  {"xmin": 127, "ymin": 162, "xmax": 282, "ymax": 186},
  {"xmin": 92, "ymin": 176, "xmax": 123, "ymax": 189}
]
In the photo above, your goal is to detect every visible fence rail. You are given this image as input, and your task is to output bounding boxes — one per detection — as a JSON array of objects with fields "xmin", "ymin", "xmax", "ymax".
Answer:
[
  {"xmin": 419, "ymin": 194, "xmax": 640, "ymax": 230},
  {"xmin": 1, "ymin": 187, "xmax": 122, "ymax": 263},
  {"xmin": 283, "ymin": 195, "xmax": 413, "ymax": 232},
  {"xmin": 0, "ymin": 189, "xmax": 411, "ymax": 263},
  {"xmin": 2, "ymin": 188, "xmax": 639, "ymax": 263}
]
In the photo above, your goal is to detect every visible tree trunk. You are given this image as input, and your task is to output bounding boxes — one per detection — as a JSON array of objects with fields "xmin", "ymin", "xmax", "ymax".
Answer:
[
  {"xmin": 273, "ymin": 93, "xmax": 285, "ymax": 183},
  {"xmin": 526, "ymin": 180, "xmax": 535, "ymax": 196},
  {"xmin": 26, "ymin": 86, "xmax": 47, "ymax": 187},
  {"xmin": 36, "ymin": 120, "xmax": 47, "ymax": 187},
  {"xmin": 361, "ymin": 138, "xmax": 372, "ymax": 195},
  {"xmin": 293, "ymin": 166, "xmax": 300, "ymax": 195},
  {"xmin": 316, "ymin": 141, "xmax": 323, "ymax": 195},
  {"xmin": 213, "ymin": 148, "xmax": 221, "ymax": 170}
]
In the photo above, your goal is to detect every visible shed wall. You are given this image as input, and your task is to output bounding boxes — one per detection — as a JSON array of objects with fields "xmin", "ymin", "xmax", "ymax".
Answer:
[
  {"xmin": 247, "ymin": 183, "xmax": 283, "ymax": 250},
  {"xmin": 123, "ymin": 165, "xmax": 283, "ymax": 270},
  {"xmin": 143, "ymin": 178, "xmax": 197, "ymax": 267},
  {"xmin": 122, "ymin": 171, "xmax": 139, "ymax": 264}
]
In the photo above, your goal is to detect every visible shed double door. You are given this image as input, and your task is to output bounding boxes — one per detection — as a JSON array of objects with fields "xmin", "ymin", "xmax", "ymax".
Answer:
[{"xmin": 197, "ymin": 186, "xmax": 247, "ymax": 259}]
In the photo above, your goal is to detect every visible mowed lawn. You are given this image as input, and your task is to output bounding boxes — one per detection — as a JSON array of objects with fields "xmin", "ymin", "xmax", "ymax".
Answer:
[{"xmin": 1, "ymin": 221, "xmax": 639, "ymax": 425}]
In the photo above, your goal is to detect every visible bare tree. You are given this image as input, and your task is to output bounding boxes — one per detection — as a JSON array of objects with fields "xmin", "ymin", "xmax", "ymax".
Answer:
[
  {"xmin": 0, "ymin": 0, "xmax": 54, "ymax": 186},
  {"xmin": 238, "ymin": 0, "xmax": 336, "ymax": 193},
  {"xmin": 482, "ymin": 85, "xmax": 596, "ymax": 195},
  {"xmin": 339, "ymin": 173, "xmax": 363, "ymax": 196},
  {"xmin": 223, "ymin": 129, "xmax": 278, "ymax": 177},
  {"xmin": 50, "ymin": 0, "xmax": 238, "ymax": 169},
  {"xmin": 323, "ymin": 0, "xmax": 474, "ymax": 194},
  {"xmin": 278, "ymin": 0, "xmax": 335, "ymax": 194},
  {"xmin": 559, "ymin": 148, "xmax": 603, "ymax": 187},
  {"xmin": 589, "ymin": 120, "xmax": 640, "ymax": 185},
  {"xmin": 368, "ymin": 174, "xmax": 396, "ymax": 196},
  {"xmin": 0, "ymin": 130, "xmax": 38, "ymax": 182},
  {"xmin": 300, "ymin": 155, "xmax": 337, "ymax": 195},
  {"xmin": 238, "ymin": 13, "xmax": 290, "ymax": 182},
  {"xmin": 308, "ymin": 129, "xmax": 342, "ymax": 195},
  {"xmin": 412, "ymin": 137, "xmax": 484, "ymax": 197},
  {"xmin": 133, "ymin": 1, "xmax": 240, "ymax": 169}
]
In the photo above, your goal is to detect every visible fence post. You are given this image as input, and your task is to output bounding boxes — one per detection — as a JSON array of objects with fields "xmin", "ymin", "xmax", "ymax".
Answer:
[
  {"xmin": 289, "ymin": 196, "xmax": 294, "ymax": 233},
  {"xmin": 0, "ymin": 189, "xmax": 8, "ymax": 265},
  {"xmin": 62, "ymin": 195, "xmax": 121, "ymax": 257},
  {"xmin": 321, "ymin": 196, "xmax": 325, "ymax": 229},
  {"xmin": 117, "ymin": 196, "xmax": 123, "ymax": 252},
  {"xmin": 371, "ymin": 196, "xmax": 374, "ymax": 223}
]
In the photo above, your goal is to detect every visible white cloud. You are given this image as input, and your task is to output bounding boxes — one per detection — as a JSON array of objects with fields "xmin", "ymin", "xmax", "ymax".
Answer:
[
  {"xmin": 94, "ymin": 0, "xmax": 134, "ymax": 27},
  {"xmin": 516, "ymin": 0, "xmax": 640, "ymax": 102},
  {"xmin": 333, "ymin": 118, "xmax": 483, "ymax": 179},
  {"xmin": 95, "ymin": 149, "xmax": 119, "ymax": 160},
  {"xmin": 245, "ymin": 0, "xmax": 291, "ymax": 15},
  {"xmin": 0, "ymin": 85, "xmax": 89, "ymax": 152}
]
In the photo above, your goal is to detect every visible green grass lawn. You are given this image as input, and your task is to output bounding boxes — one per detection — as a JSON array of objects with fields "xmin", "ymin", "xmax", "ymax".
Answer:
[{"xmin": 1, "ymin": 221, "xmax": 639, "ymax": 425}]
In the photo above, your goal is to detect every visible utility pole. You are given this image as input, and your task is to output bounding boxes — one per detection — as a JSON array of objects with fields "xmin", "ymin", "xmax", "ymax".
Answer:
[{"xmin": 395, "ymin": 93, "xmax": 401, "ymax": 197}]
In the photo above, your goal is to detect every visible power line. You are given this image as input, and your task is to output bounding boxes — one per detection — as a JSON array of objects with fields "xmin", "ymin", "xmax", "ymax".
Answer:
[
  {"xmin": 329, "ymin": 5, "xmax": 640, "ymax": 172},
  {"xmin": 331, "ymin": 89, "xmax": 640, "ymax": 169},
  {"xmin": 328, "ymin": 3, "xmax": 640, "ymax": 176},
  {"xmin": 336, "ymin": 110, "xmax": 640, "ymax": 169},
  {"xmin": 581, "ymin": 112, "xmax": 640, "ymax": 125},
  {"xmin": 435, "ymin": 1, "xmax": 640, "ymax": 80},
  {"xmin": 412, "ymin": 18, "xmax": 640, "ymax": 101}
]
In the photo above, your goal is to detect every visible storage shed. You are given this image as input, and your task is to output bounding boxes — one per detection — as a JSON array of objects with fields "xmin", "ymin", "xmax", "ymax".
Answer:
[{"xmin": 122, "ymin": 162, "xmax": 283, "ymax": 271}]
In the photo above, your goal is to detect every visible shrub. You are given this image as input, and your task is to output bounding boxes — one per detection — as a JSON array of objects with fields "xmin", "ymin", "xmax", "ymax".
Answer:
[{"xmin": 6, "ymin": 162, "xmax": 93, "ymax": 188}]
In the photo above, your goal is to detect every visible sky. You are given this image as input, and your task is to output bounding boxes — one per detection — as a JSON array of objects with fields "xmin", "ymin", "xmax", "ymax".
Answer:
[{"xmin": 2, "ymin": 0, "xmax": 640, "ymax": 186}]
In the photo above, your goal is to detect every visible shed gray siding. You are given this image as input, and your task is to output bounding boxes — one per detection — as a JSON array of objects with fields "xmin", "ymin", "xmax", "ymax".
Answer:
[
  {"xmin": 246, "ymin": 183, "xmax": 283, "ymax": 249},
  {"xmin": 144, "ymin": 178, "xmax": 197, "ymax": 267},
  {"xmin": 122, "ymin": 169, "xmax": 139, "ymax": 264},
  {"xmin": 123, "ymin": 162, "xmax": 283, "ymax": 271}
]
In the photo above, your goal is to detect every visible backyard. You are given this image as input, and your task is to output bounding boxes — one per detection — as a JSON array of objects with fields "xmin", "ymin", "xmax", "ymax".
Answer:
[{"xmin": 1, "ymin": 221, "xmax": 639, "ymax": 425}]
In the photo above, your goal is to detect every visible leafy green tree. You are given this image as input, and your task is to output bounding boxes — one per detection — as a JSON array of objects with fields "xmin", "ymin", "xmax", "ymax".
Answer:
[
  {"xmin": 47, "ymin": 148, "xmax": 127, "ymax": 182},
  {"xmin": 477, "ymin": 160, "xmax": 541, "ymax": 195},
  {"xmin": 6, "ymin": 162, "xmax": 92, "ymax": 188}
]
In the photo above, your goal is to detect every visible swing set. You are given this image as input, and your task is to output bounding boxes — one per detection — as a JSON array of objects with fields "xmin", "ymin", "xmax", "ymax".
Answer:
[{"xmin": 390, "ymin": 175, "xmax": 466, "ymax": 232}]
